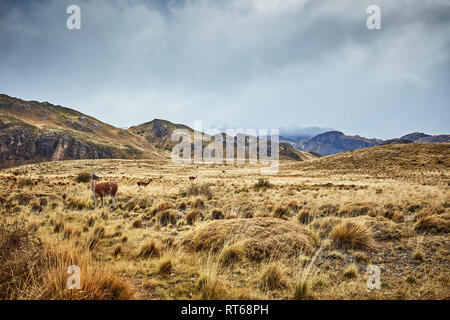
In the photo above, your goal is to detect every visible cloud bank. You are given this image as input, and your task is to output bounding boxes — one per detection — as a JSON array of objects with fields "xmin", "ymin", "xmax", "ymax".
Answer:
[{"xmin": 0, "ymin": 0, "xmax": 449, "ymax": 139}]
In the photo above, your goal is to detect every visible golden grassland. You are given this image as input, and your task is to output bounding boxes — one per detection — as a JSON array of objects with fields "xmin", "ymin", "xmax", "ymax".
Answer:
[{"xmin": 0, "ymin": 143, "xmax": 449, "ymax": 300}]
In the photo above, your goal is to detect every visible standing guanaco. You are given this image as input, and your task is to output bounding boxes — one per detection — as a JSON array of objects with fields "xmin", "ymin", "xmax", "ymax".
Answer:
[{"xmin": 91, "ymin": 172, "xmax": 118, "ymax": 209}]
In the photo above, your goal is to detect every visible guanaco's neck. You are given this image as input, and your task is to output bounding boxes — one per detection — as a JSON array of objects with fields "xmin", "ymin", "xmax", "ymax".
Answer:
[{"xmin": 91, "ymin": 178, "xmax": 95, "ymax": 193}]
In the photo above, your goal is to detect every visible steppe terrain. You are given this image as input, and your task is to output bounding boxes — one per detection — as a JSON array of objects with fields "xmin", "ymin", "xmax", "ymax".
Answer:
[{"xmin": 0, "ymin": 143, "xmax": 449, "ymax": 299}]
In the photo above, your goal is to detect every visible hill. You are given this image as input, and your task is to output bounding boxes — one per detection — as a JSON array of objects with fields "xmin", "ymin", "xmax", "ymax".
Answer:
[
  {"xmin": 285, "ymin": 142, "xmax": 450, "ymax": 177},
  {"xmin": 0, "ymin": 94, "xmax": 161, "ymax": 168},
  {"xmin": 0, "ymin": 94, "xmax": 314, "ymax": 168}
]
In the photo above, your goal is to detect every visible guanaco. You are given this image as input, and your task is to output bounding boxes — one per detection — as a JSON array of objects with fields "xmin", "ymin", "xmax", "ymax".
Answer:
[
  {"xmin": 91, "ymin": 172, "xmax": 118, "ymax": 209},
  {"xmin": 189, "ymin": 175, "xmax": 197, "ymax": 181},
  {"xmin": 137, "ymin": 178, "xmax": 152, "ymax": 188}
]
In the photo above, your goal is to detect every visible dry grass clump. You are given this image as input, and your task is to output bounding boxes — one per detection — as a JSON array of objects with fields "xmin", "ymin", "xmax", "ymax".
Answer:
[
  {"xmin": 186, "ymin": 210, "xmax": 202, "ymax": 225},
  {"xmin": 272, "ymin": 206, "xmax": 288, "ymax": 219},
  {"xmin": 211, "ymin": 209, "xmax": 224, "ymax": 220},
  {"xmin": 137, "ymin": 240, "xmax": 160, "ymax": 259},
  {"xmin": 296, "ymin": 208, "xmax": 313, "ymax": 224},
  {"xmin": 337, "ymin": 203, "xmax": 370, "ymax": 217},
  {"xmin": 343, "ymin": 263, "xmax": 359, "ymax": 279},
  {"xmin": 330, "ymin": 220, "xmax": 374, "ymax": 250},
  {"xmin": 259, "ymin": 262, "xmax": 288, "ymax": 291},
  {"xmin": 157, "ymin": 257, "xmax": 173, "ymax": 276},
  {"xmin": 132, "ymin": 218, "xmax": 143, "ymax": 228},
  {"xmin": 0, "ymin": 220, "xmax": 134, "ymax": 299},
  {"xmin": 197, "ymin": 255, "xmax": 228, "ymax": 299},
  {"xmin": 156, "ymin": 209, "xmax": 179, "ymax": 226},
  {"xmin": 253, "ymin": 178, "xmax": 272, "ymax": 191},
  {"xmin": 185, "ymin": 183, "xmax": 213, "ymax": 199},
  {"xmin": 197, "ymin": 274, "xmax": 227, "ymax": 300},
  {"xmin": 66, "ymin": 195, "xmax": 92, "ymax": 211},
  {"xmin": 181, "ymin": 218, "xmax": 313, "ymax": 261},
  {"xmin": 413, "ymin": 214, "xmax": 450, "ymax": 234},
  {"xmin": 218, "ymin": 243, "xmax": 245, "ymax": 267},
  {"xmin": 413, "ymin": 248, "xmax": 424, "ymax": 262},
  {"xmin": 191, "ymin": 197, "xmax": 205, "ymax": 209},
  {"xmin": 75, "ymin": 172, "xmax": 91, "ymax": 183},
  {"xmin": 156, "ymin": 201, "xmax": 171, "ymax": 213}
]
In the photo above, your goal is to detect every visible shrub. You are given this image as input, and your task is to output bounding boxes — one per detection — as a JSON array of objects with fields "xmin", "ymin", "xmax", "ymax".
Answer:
[
  {"xmin": 296, "ymin": 209, "xmax": 312, "ymax": 224},
  {"xmin": 76, "ymin": 172, "xmax": 91, "ymax": 183},
  {"xmin": 253, "ymin": 178, "xmax": 272, "ymax": 191},
  {"xmin": 413, "ymin": 249, "xmax": 424, "ymax": 262}
]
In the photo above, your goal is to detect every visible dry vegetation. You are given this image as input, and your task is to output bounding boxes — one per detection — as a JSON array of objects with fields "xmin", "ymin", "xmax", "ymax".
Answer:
[{"xmin": 0, "ymin": 143, "xmax": 449, "ymax": 300}]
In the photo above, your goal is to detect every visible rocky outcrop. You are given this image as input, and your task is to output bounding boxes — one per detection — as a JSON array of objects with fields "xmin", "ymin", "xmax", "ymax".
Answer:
[{"xmin": 0, "ymin": 128, "xmax": 124, "ymax": 168}]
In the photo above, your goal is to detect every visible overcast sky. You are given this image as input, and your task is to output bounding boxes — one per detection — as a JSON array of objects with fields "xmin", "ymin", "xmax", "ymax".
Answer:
[{"xmin": 0, "ymin": 0, "xmax": 449, "ymax": 139}]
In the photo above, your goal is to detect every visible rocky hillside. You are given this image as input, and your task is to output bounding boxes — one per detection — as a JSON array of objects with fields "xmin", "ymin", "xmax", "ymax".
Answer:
[
  {"xmin": 0, "ymin": 94, "xmax": 158, "ymax": 168},
  {"xmin": 0, "ymin": 94, "xmax": 314, "ymax": 168},
  {"xmin": 296, "ymin": 131, "xmax": 382, "ymax": 156}
]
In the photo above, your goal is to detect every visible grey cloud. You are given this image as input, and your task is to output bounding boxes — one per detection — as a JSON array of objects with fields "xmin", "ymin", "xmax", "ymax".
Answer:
[{"xmin": 0, "ymin": 0, "xmax": 448, "ymax": 139}]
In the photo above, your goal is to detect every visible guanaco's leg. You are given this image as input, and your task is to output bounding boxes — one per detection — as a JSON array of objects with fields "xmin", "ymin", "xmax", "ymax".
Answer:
[{"xmin": 112, "ymin": 196, "xmax": 117, "ymax": 209}]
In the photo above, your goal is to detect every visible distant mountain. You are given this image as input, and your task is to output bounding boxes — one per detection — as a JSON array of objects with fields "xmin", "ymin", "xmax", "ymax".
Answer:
[
  {"xmin": 401, "ymin": 132, "xmax": 431, "ymax": 142},
  {"xmin": 400, "ymin": 132, "xmax": 450, "ymax": 143},
  {"xmin": 381, "ymin": 138, "xmax": 413, "ymax": 145},
  {"xmin": 280, "ymin": 135, "xmax": 311, "ymax": 144},
  {"xmin": 131, "ymin": 119, "xmax": 318, "ymax": 162},
  {"xmin": 0, "ymin": 94, "xmax": 316, "ymax": 168},
  {"xmin": 416, "ymin": 135, "xmax": 450, "ymax": 143},
  {"xmin": 295, "ymin": 131, "xmax": 383, "ymax": 156}
]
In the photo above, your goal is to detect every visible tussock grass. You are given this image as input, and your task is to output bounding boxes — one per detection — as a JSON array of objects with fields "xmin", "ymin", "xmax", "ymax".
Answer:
[
  {"xmin": 330, "ymin": 220, "xmax": 374, "ymax": 250},
  {"xmin": 0, "ymin": 220, "xmax": 134, "ymax": 299},
  {"xmin": 259, "ymin": 262, "xmax": 288, "ymax": 291},
  {"xmin": 137, "ymin": 240, "xmax": 160, "ymax": 259}
]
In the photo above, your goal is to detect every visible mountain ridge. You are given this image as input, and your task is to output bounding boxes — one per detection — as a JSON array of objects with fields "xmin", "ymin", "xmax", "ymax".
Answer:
[{"xmin": 0, "ymin": 94, "xmax": 317, "ymax": 168}]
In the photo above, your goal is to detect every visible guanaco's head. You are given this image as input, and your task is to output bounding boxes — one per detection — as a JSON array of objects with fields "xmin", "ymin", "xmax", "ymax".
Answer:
[{"xmin": 91, "ymin": 172, "xmax": 100, "ymax": 181}]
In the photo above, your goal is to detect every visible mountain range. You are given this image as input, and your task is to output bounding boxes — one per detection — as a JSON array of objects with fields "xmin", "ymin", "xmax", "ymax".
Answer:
[
  {"xmin": 281, "ymin": 131, "xmax": 449, "ymax": 156},
  {"xmin": 0, "ymin": 94, "xmax": 315, "ymax": 168},
  {"xmin": 0, "ymin": 94, "xmax": 448, "ymax": 168}
]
